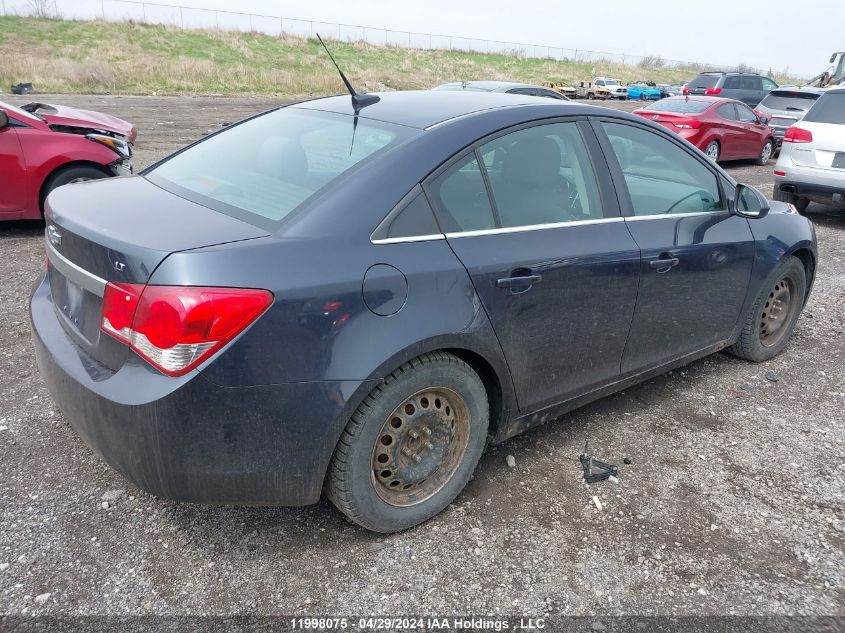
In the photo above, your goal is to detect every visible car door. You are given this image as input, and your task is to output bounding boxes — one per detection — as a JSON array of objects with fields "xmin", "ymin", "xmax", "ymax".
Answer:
[
  {"xmin": 424, "ymin": 119, "xmax": 641, "ymax": 413},
  {"xmin": 734, "ymin": 102, "xmax": 765, "ymax": 157},
  {"xmin": 592, "ymin": 118, "xmax": 755, "ymax": 374},
  {"xmin": 0, "ymin": 115, "xmax": 27, "ymax": 215},
  {"xmin": 714, "ymin": 103, "xmax": 745, "ymax": 159}
]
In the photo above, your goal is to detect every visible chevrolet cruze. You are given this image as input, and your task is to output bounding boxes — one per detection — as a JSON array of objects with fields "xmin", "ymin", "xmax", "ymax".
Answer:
[{"xmin": 32, "ymin": 91, "xmax": 817, "ymax": 532}]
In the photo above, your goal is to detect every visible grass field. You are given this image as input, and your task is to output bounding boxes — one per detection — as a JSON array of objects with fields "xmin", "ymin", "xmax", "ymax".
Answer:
[{"xmin": 0, "ymin": 15, "xmax": 793, "ymax": 96}]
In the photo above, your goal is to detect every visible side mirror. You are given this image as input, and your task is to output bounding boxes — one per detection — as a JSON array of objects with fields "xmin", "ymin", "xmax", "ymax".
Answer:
[
  {"xmin": 754, "ymin": 110, "xmax": 770, "ymax": 125},
  {"xmin": 734, "ymin": 183, "xmax": 770, "ymax": 219},
  {"xmin": 0, "ymin": 110, "xmax": 8, "ymax": 129}
]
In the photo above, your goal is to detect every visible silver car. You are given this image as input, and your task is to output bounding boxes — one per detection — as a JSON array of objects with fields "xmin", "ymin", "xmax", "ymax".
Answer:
[
  {"xmin": 756, "ymin": 86, "xmax": 825, "ymax": 146},
  {"xmin": 773, "ymin": 87, "xmax": 845, "ymax": 212}
]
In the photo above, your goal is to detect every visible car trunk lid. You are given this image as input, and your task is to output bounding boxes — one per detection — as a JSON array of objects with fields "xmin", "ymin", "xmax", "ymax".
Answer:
[{"xmin": 44, "ymin": 176, "xmax": 269, "ymax": 371}]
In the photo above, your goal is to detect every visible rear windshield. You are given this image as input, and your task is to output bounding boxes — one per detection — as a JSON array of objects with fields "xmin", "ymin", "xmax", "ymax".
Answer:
[
  {"xmin": 803, "ymin": 92, "xmax": 845, "ymax": 124},
  {"xmin": 760, "ymin": 91, "xmax": 820, "ymax": 111},
  {"xmin": 147, "ymin": 108, "xmax": 414, "ymax": 228},
  {"xmin": 688, "ymin": 75, "xmax": 720, "ymax": 89},
  {"xmin": 643, "ymin": 99, "xmax": 711, "ymax": 114}
]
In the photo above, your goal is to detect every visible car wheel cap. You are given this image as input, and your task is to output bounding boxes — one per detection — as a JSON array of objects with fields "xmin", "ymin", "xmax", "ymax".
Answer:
[
  {"xmin": 761, "ymin": 142, "xmax": 772, "ymax": 163},
  {"xmin": 371, "ymin": 387, "xmax": 470, "ymax": 507},
  {"xmin": 706, "ymin": 143, "xmax": 719, "ymax": 160},
  {"xmin": 759, "ymin": 277, "xmax": 796, "ymax": 347}
]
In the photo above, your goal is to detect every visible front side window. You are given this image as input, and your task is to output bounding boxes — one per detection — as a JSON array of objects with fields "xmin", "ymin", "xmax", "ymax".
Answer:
[
  {"xmin": 762, "ymin": 78, "xmax": 778, "ymax": 91},
  {"xmin": 724, "ymin": 76, "xmax": 741, "ymax": 89},
  {"xmin": 741, "ymin": 76, "xmax": 762, "ymax": 91},
  {"xmin": 600, "ymin": 121, "xmax": 725, "ymax": 216},
  {"xmin": 147, "ymin": 108, "xmax": 414, "ymax": 229},
  {"xmin": 736, "ymin": 103, "xmax": 757, "ymax": 122}
]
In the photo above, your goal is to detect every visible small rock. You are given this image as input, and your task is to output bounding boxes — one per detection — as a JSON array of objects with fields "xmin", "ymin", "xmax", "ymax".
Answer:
[
  {"xmin": 607, "ymin": 475, "xmax": 620, "ymax": 484},
  {"xmin": 0, "ymin": 425, "xmax": 8, "ymax": 432},
  {"xmin": 34, "ymin": 592, "xmax": 51, "ymax": 604},
  {"xmin": 592, "ymin": 496, "xmax": 603, "ymax": 511},
  {"xmin": 101, "ymin": 501, "xmax": 110, "ymax": 510},
  {"xmin": 623, "ymin": 456, "xmax": 633, "ymax": 465},
  {"xmin": 710, "ymin": 524, "xmax": 718, "ymax": 531},
  {"xmin": 0, "ymin": 563, "xmax": 9, "ymax": 572},
  {"xmin": 697, "ymin": 587, "xmax": 707, "ymax": 596},
  {"xmin": 505, "ymin": 455, "xmax": 516, "ymax": 468},
  {"xmin": 765, "ymin": 371, "xmax": 779, "ymax": 383},
  {"xmin": 101, "ymin": 489, "xmax": 125, "ymax": 502},
  {"xmin": 698, "ymin": 454, "xmax": 706, "ymax": 461}
]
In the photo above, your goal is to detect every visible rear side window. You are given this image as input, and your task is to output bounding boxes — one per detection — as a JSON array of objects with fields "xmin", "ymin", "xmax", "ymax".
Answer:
[
  {"xmin": 760, "ymin": 91, "xmax": 820, "ymax": 111},
  {"xmin": 717, "ymin": 104, "xmax": 737, "ymax": 120},
  {"xmin": 803, "ymin": 92, "xmax": 845, "ymax": 124},
  {"xmin": 371, "ymin": 186, "xmax": 441, "ymax": 241},
  {"xmin": 600, "ymin": 122, "xmax": 725, "ymax": 216},
  {"xmin": 723, "ymin": 76, "xmax": 741, "ymax": 89},
  {"xmin": 147, "ymin": 108, "xmax": 414, "ymax": 229},
  {"xmin": 741, "ymin": 76, "xmax": 762, "ymax": 91},
  {"xmin": 644, "ymin": 99, "xmax": 710, "ymax": 114},
  {"xmin": 428, "ymin": 154, "xmax": 497, "ymax": 233}
]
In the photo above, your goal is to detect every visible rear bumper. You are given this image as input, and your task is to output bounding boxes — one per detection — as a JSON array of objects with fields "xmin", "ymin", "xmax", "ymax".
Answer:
[
  {"xmin": 30, "ymin": 273, "xmax": 370, "ymax": 506},
  {"xmin": 774, "ymin": 176, "xmax": 845, "ymax": 207}
]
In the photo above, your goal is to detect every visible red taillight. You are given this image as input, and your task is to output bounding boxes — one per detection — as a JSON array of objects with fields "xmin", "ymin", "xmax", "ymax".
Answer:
[
  {"xmin": 101, "ymin": 283, "xmax": 273, "ymax": 376},
  {"xmin": 773, "ymin": 170, "xmax": 787, "ymax": 177},
  {"xmin": 682, "ymin": 86, "xmax": 690, "ymax": 95},
  {"xmin": 674, "ymin": 119, "xmax": 702, "ymax": 129},
  {"xmin": 783, "ymin": 126, "xmax": 813, "ymax": 144},
  {"xmin": 704, "ymin": 87, "xmax": 722, "ymax": 95}
]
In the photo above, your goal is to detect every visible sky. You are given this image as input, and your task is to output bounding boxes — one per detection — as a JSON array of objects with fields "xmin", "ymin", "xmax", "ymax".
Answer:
[
  {"xmin": 4, "ymin": 0, "xmax": 839, "ymax": 76},
  {"xmin": 162, "ymin": 0, "xmax": 838, "ymax": 77}
]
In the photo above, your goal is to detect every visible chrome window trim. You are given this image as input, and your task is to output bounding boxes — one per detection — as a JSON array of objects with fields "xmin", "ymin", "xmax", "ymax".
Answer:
[
  {"xmin": 45, "ymin": 238, "xmax": 107, "ymax": 297},
  {"xmin": 371, "ymin": 234, "xmax": 446, "ymax": 245},
  {"xmin": 444, "ymin": 216, "xmax": 622, "ymax": 239},
  {"xmin": 624, "ymin": 210, "xmax": 729, "ymax": 221}
]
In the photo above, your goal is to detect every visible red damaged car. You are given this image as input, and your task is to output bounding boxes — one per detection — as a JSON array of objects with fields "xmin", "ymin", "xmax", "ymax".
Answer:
[
  {"xmin": 0, "ymin": 101, "xmax": 135, "ymax": 221},
  {"xmin": 632, "ymin": 96, "xmax": 774, "ymax": 165}
]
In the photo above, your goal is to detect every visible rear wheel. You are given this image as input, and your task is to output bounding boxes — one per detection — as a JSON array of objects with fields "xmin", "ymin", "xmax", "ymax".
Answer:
[
  {"xmin": 326, "ymin": 352, "xmax": 489, "ymax": 532},
  {"xmin": 728, "ymin": 256, "xmax": 807, "ymax": 362},
  {"xmin": 756, "ymin": 139, "xmax": 773, "ymax": 165},
  {"xmin": 704, "ymin": 140, "xmax": 721, "ymax": 162}
]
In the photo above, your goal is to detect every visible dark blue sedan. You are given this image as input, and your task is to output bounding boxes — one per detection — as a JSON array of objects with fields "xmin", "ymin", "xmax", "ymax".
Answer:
[{"xmin": 31, "ymin": 91, "xmax": 817, "ymax": 532}]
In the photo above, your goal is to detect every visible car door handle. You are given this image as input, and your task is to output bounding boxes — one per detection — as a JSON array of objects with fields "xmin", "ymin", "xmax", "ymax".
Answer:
[
  {"xmin": 649, "ymin": 256, "xmax": 680, "ymax": 272},
  {"xmin": 496, "ymin": 272, "xmax": 542, "ymax": 289}
]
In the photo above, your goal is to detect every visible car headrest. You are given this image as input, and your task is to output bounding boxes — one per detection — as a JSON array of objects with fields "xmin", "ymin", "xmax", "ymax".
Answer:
[
  {"xmin": 501, "ymin": 136, "xmax": 561, "ymax": 186},
  {"xmin": 255, "ymin": 137, "xmax": 308, "ymax": 181}
]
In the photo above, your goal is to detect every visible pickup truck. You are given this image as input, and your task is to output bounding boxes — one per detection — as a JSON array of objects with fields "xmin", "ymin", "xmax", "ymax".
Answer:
[{"xmin": 573, "ymin": 77, "xmax": 628, "ymax": 100}]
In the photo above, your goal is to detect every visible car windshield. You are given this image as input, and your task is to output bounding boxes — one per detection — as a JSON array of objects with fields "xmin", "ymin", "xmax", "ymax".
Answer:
[
  {"xmin": 643, "ymin": 99, "xmax": 711, "ymax": 114},
  {"xmin": 803, "ymin": 92, "xmax": 845, "ymax": 124},
  {"xmin": 760, "ymin": 91, "xmax": 820, "ymax": 112},
  {"xmin": 606, "ymin": 80, "xmax": 619, "ymax": 86},
  {"xmin": 147, "ymin": 108, "xmax": 415, "ymax": 229},
  {"xmin": 0, "ymin": 100, "xmax": 42, "ymax": 122},
  {"xmin": 689, "ymin": 75, "xmax": 720, "ymax": 89}
]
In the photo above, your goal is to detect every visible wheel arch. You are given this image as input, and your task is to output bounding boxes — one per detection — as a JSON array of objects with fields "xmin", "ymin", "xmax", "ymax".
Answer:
[
  {"xmin": 788, "ymin": 246, "xmax": 816, "ymax": 303},
  {"xmin": 39, "ymin": 160, "xmax": 112, "ymax": 214}
]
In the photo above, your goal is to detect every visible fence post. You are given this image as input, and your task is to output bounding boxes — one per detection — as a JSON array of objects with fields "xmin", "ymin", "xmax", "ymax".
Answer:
[
  {"xmin": 179, "ymin": 6, "xmax": 183, "ymax": 28},
  {"xmin": 141, "ymin": 2, "xmax": 145, "ymax": 23}
]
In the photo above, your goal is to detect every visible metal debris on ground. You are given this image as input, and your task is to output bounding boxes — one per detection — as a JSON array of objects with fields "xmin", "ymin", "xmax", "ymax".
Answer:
[{"xmin": 579, "ymin": 441, "xmax": 619, "ymax": 483}]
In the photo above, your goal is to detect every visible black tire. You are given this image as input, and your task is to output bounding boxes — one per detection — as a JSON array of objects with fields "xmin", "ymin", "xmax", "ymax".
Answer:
[
  {"xmin": 41, "ymin": 165, "xmax": 109, "ymax": 211},
  {"xmin": 728, "ymin": 256, "xmax": 807, "ymax": 362},
  {"xmin": 326, "ymin": 352, "xmax": 489, "ymax": 532},
  {"xmin": 756, "ymin": 138, "xmax": 774, "ymax": 166},
  {"xmin": 773, "ymin": 186, "xmax": 810, "ymax": 213}
]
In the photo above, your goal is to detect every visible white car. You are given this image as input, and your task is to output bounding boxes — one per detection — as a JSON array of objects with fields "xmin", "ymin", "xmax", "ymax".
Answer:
[{"xmin": 773, "ymin": 87, "xmax": 845, "ymax": 211}]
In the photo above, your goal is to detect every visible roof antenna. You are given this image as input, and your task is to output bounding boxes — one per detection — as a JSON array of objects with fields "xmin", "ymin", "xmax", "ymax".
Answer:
[{"xmin": 316, "ymin": 33, "xmax": 379, "ymax": 109}]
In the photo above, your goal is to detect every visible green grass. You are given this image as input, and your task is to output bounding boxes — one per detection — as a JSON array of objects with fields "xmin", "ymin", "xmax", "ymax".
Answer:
[{"xmin": 0, "ymin": 15, "xmax": 798, "ymax": 96}]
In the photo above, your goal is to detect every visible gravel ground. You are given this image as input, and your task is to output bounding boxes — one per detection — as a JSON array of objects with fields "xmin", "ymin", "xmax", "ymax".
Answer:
[{"xmin": 0, "ymin": 95, "xmax": 843, "ymax": 619}]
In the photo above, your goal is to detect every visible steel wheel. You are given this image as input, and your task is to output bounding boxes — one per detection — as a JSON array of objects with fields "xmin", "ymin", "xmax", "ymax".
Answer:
[
  {"xmin": 759, "ymin": 276, "xmax": 798, "ymax": 348},
  {"xmin": 705, "ymin": 141, "xmax": 720, "ymax": 162},
  {"xmin": 371, "ymin": 387, "xmax": 470, "ymax": 507}
]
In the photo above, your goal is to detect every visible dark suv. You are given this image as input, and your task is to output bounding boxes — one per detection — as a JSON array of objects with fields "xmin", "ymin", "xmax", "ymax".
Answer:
[{"xmin": 684, "ymin": 72, "xmax": 778, "ymax": 107}]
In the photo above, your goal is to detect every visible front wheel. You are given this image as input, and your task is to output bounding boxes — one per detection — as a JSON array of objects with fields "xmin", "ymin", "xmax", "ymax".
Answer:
[
  {"xmin": 756, "ymin": 139, "xmax": 773, "ymax": 165},
  {"xmin": 728, "ymin": 256, "xmax": 807, "ymax": 362},
  {"xmin": 326, "ymin": 352, "xmax": 489, "ymax": 532}
]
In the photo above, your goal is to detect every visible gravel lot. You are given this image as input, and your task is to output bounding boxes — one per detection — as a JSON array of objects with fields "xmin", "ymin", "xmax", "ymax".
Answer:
[{"xmin": 0, "ymin": 95, "xmax": 843, "ymax": 620}]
